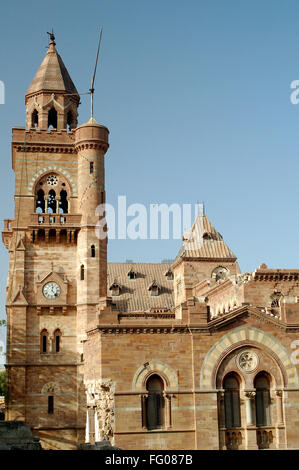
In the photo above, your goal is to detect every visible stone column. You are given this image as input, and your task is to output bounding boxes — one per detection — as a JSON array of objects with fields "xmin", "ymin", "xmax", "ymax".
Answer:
[
  {"xmin": 276, "ymin": 390, "xmax": 284, "ymax": 425},
  {"xmin": 217, "ymin": 391, "xmax": 226, "ymax": 450},
  {"xmin": 245, "ymin": 391, "xmax": 255, "ymax": 426},
  {"xmin": 141, "ymin": 394, "xmax": 147, "ymax": 429},
  {"xmin": 85, "ymin": 408, "xmax": 90, "ymax": 443},
  {"xmin": 164, "ymin": 393, "xmax": 172, "ymax": 428},
  {"xmin": 94, "ymin": 408, "xmax": 100, "ymax": 442},
  {"xmin": 244, "ymin": 391, "xmax": 257, "ymax": 450}
]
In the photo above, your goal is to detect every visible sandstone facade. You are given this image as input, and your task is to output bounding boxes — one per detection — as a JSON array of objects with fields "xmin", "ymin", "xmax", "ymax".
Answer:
[{"xmin": 3, "ymin": 34, "xmax": 299, "ymax": 450}]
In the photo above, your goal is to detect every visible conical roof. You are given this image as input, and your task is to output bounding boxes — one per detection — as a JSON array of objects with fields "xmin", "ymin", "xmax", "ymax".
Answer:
[
  {"xmin": 175, "ymin": 214, "xmax": 237, "ymax": 261},
  {"xmin": 26, "ymin": 36, "xmax": 79, "ymax": 97}
]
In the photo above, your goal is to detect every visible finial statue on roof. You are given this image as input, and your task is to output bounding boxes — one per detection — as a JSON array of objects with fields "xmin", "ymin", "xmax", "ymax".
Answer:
[{"xmin": 47, "ymin": 29, "xmax": 56, "ymax": 45}]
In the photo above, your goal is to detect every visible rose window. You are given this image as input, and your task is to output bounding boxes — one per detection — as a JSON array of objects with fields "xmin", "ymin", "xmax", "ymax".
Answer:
[
  {"xmin": 237, "ymin": 350, "xmax": 259, "ymax": 372},
  {"xmin": 46, "ymin": 175, "xmax": 59, "ymax": 186}
]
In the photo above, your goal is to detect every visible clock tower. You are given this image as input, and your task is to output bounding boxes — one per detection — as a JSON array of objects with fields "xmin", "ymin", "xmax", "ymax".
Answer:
[{"xmin": 2, "ymin": 33, "xmax": 109, "ymax": 449}]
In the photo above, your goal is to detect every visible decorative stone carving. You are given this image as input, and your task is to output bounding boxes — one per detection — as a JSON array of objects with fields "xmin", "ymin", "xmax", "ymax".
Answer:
[
  {"xmin": 237, "ymin": 350, "xmax": 259, "ymax": 373},
  {"xmin": 41, "ymin": 381, "xmax": 61, "ymax": 395},
  {"xmin": 235, "ymin": 272, "xmax": 252, "ymax": 286},
  {"xmin": 85, "ymin": 379, "xmax": 115, "ymax": 443},
  {"xmin": 46, "ymin": 174, "xmax": 59, "ymax": 186}
]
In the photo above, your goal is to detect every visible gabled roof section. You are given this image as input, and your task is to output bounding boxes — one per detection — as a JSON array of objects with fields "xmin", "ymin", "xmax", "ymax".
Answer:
[
  {"xmin": 175, "ymin": 214, "xmax": 237, "ymax": 261},
  {"xmin": 26, "ymin": 36, "xmax": 78, "ymax": 98}
]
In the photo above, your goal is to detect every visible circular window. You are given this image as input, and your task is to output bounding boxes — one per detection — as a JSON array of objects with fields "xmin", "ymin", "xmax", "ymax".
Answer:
[
  {"xmin": 46, "ymin": 175, "xmax": 59, "ymax": 186},
  {"xmin": 237, "ymin": 350, "xmax": 259, "ymax": 373}
]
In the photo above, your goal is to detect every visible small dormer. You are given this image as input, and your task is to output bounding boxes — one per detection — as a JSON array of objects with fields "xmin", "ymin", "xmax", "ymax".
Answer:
[
  {"xmin": 203, "ymin": 232, "xmax": 213, "ymax": 241},
  {"xmin": 148, "ymin": 280, "xmax": 160, "ymax": 297},
  {"xmin": 127, "ymin": 267, "xmax": 137, "ymax": 280},
  {"xmin": 109, "ymin": 280, "xmax": 121, "ymax": 297},
  {"xmin": 164, "ymin": 268, "xmax": 174, "ymax": 281}
]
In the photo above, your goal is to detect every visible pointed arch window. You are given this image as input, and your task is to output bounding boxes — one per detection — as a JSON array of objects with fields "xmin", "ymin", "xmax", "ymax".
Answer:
[
  {"xmin": 80, "ymin": 265, "xmax": 85, "ymax": 281},
  {"xmin": 48, "ymin": 107, "xmax": 57, "ymax": 129},
  {"xmin": 31, "ymin": 109, "xmax": 39, "ymax": 128},
  {"xmin": 145, "ymin": 374, "xmax": 165, "ymax": 430},
  {"xmin": 47, "ymin": 190, "xmax": 56, "ymax": 213},
  {"xmin": 255, "ymin": 373, "xmax": 271, "ymax": 427},
  {"xmin": 223, "ymin": 373, "xmax": 241, "ymax": 428},
  {"xmin": 36, "ymin": 189, "xmax": 45, "ymax": 213},
  {"xmin": 40, "ymin": 329, "xmax": 48, "ymax": 354},
  {"xmin": 67, "ymin": 110, "xmax": 74, "ymax": 131},
  {"xmin": 59, "ymin": 190, "xmax": 68, "ymax": 214},
  {"xmin": 53, "ymin": 329, "xmax": 62, "ymax": 353}
]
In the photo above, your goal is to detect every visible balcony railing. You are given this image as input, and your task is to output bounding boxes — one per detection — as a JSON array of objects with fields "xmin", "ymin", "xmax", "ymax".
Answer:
[{"xmin": 30, "ymin": 213, "xmax": 81, "ymax": 227}]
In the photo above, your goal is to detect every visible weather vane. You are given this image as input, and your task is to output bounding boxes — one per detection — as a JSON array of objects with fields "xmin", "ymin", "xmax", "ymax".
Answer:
[{"xmin": 46, "ymin": 29, "xmax": 55, "ymax": 43}]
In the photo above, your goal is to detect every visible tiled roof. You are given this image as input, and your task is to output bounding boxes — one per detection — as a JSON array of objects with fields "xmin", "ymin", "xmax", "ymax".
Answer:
[
  {"xmin": 26, "ymin": 41, "xmax": 78, "ymax": 97},
  {"xmin": 107, "ymin": 263, "xmax": 174, "ymax": 313},
  {"xmin": 175, "ymin": 214, "xmax": 237, "ymax": 261}
]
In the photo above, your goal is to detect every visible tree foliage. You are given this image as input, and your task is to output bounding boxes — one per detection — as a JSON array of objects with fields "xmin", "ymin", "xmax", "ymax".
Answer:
[{"xmin": 0, "ymin": 370, "xmax": 5, "ymax": 397}]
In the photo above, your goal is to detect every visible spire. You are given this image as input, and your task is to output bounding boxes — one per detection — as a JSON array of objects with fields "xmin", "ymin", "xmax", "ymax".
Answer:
[
  {"xmin": 176, "ymin": 213, "xmax": 237, "ymax": 261},
  {"xmin": 26, "ymin": 32, "xmax": 79, "ymax": 98}
]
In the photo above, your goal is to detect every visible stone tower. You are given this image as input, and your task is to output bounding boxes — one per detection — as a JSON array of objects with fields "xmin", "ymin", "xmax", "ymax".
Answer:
[{"xmin": 2, "ymin": 34, "xmax": 109, "ymax": 449}]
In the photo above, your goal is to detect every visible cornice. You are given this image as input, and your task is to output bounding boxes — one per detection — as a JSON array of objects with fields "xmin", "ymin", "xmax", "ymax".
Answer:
[
  {"xmin": 85, "ymin": 305, "xmax": 299, "ymax": 336},
  {"xmin": 75, "ymin": 142, "xmax": 109, "ymax": 152},
  {"xmin": 13, "ymin": 143, "xmax": 76, "ymax": 154}
]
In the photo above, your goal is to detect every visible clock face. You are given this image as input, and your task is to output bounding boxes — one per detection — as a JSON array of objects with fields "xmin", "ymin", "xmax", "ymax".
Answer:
[{"xmin": 43, "ymin": 282, "xmax": 61, "ymax": 300}]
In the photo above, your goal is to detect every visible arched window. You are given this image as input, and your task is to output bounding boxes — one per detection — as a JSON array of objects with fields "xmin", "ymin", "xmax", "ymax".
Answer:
[
  {"xmin": 40, "ymin": 329, "xmax": 48, "ymax": 354},
  {"xmin": 223, "ymin": 373, "xmax": 241, "ymax": 428},
  {"xmin": 212, "ymin": 266, "xmax": 228, "ymax": 282},
  {"xmin": 36, "ymin": 189, "xmax": 45, "ymax": 213},
  {"xmin": 31, "ymin": 109, "xmax": 38, "ymax": 128},
  {"xmin": 47, "ymin": 190, "xmax": 56, "ymax": 213},
  {"xmin": 146, "ymin": 374, "xmax": 164, "ymax": 430},
  {"xmin": 80, "ymin": 265, "xmax": 85, "ymax": 281},
  {"xmin": 66, "ymin": 110, "xmax": 74, "ymax": 131},
  {"xmin": 48, "ymin": 395, "xmax": 54, "ymax": 414},
  {"xmin": 90, "ymin": 162, "xmax": 94, "ymax": 174},
  {"xmin": 59, "ymin": 190, "xmax": 68, "ymax": 214},
  {"xmin": 91, "ymin": 245, "xmax": 95, "ymax": 258},
  {"xmin": 48, "ymin": 107, "xmax": 57, "ymax": 129},
  {"xmin": 53, "ymin": 329, "xmax": 62, "ymax": 353},
  {"xmin": 254, "ymin": 373, "xmax": 271, "ymax": 427}
]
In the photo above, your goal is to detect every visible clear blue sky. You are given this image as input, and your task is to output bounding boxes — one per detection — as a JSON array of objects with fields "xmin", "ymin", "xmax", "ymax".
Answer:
[{"xmin": 1, "ymin": 0, "xmax": 299, "ymax": 327}]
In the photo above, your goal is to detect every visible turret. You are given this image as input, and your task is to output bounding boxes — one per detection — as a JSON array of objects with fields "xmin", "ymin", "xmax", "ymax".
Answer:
[{"xmin": 75, "ymin": 118, "xmax": 109, "ymax": 329}]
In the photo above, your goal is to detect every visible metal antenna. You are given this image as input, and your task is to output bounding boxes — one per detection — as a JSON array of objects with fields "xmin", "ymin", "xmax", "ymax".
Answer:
[{"xmin": 90, "ymin": 27, "xmax": 103, "ymax": 119}]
